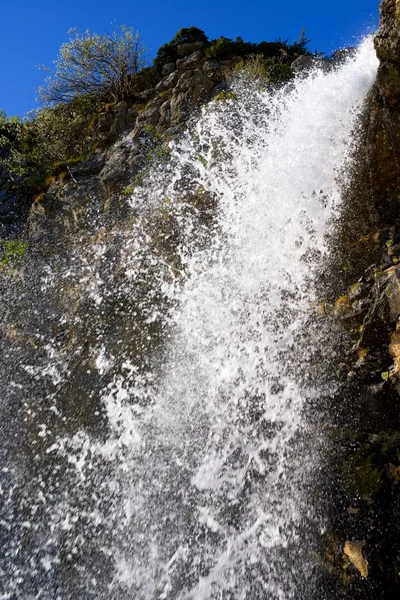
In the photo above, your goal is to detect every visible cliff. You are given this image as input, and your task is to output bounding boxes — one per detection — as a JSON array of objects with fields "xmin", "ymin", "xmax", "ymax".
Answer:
[
  {"xmin": 317, "ymin": 1, "xmax": 400, "ymax": 597},
  {"xmin": 0, "ymin": 30, "xmax": 311, "ymax": 240},
  {"xmin": 1, "ymin": 11, "xmax": 400, "ymax": 599}
]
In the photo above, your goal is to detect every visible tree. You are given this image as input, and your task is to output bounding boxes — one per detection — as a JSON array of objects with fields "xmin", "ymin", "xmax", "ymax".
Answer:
[{"xmin": 38, "ymin": 25, "xmax": 147, "ymax": 105}]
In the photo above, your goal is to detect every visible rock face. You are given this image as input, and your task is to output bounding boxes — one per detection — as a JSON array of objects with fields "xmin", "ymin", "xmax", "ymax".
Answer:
[
  {"xmin": 1, "ymin": 41, "xmax": 319, "ymax": 239},
  {"xmin": 318, "ymin": 3, "xmax": 400, "ymax": 597},
  {"xmin": 375, "ymin": 0, "xmax": 400, "ymax": 105},
  {"xmin": 365, "ymin": 0, "xmax": 400, "ymax": 199}
]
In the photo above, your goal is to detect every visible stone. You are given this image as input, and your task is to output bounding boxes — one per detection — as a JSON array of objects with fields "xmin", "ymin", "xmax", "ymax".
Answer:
[
  {"xmin": 169, "ymin": 71, "xmax": 214, "ymax": 125},
  {"xmin": 158, "ymin": 101, "xmax": 171, "ymax": 127},
  {"xmin": 388, "ymin": 463, "xmax": 400, "ymax": 482},
  {"xmin": 0, "ymin": 192, "xmax": 20, "ymax": 216},
  {"xmin": 331, "ymin": 48, "xmax": 356, "ymax": 62},
  {"xmin": 174, "ymin": 71, "xmax": 195, "ymax": 92},
  {"xmin": 384, "ymin": 266, "xmax": 400, "ymax": 322},
  {"xmin": 344, "ymin": 540, "xmax": 368, "ymax": 578},
  {"xmin": 70, "ymin": 154, "xmax": 106, "ymax": 178},
  {"xmin": 100, "ymin": 136, "xmax": 140, "ymax": 187},
  {"xmin": 96, "ymin": 112, "xmax": 114, "ymax": 134},
  {"xmin": 210, "ymin": 82, "xmax": 229, "ymax": 99},
  {"xmin": 389, "ymin": 328, "xmax": 400, "ymax": 373},
  {"xmin": 374, "ymin": 0, "xmax": 400, "ymax": 106},
  {"xmin": 176, "ymin": 51, "xmax": 204, "ymax": 70},
  {"xmin": 135, "ymin": 88, "xmax": 156, "ymax": 103},
  {"xmin": 202, "ymin": 60, "xmax": 222, "ymax": 77},
  {"xmin": 135, "ymin": 99, "xmax": 163, "ymax": 127},
  {"xmin": 161, "ymin": 62, "xmax": 176, "ymax": 76},
  {"xmin": 155, "ymin": 71, "xmax": 180, "ymax": 92},
  {"xmin": 177, "ymin": 42, "xmax": 205, "ymax": 57},
  {"xmin": 358, "ymin": 292, "xmax": 390, "ymax": 350},
  {"xmin": 290, "ymin": 55, "xmax": 315, "ymax": 73},
  {"xmin": 163, "ymin": 124, "xmax": 185, "ymax": 139}
]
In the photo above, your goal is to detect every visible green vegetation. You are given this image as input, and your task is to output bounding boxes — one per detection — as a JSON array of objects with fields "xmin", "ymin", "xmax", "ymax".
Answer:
[
  {"xmin": 0, "ymin": 24, "xmax": 312, "ymax": 205},
  {"xmin": 121, "ymin": 184, "xmax": 135, "ymax": 196},
  {"xmin": 154, "ymin": 26, "xmax": 311, "ymax": 70},
  {"xmin": 0, "ymin": 239, "xmax": 28, "ymax": 272},
  {"xmin": 0, "ymin": 98, "xmax": 98, "ymax": 197},
  {"xmin": 213, "ymin": 90, "xmax": 238, "ymax": 102},
  {"xmin": 233, "ymin": 54, "xmax": 294, "ymax": 84},
  {"xmin": 344, "ymin": 448, "xmax": 383, "ymax": 499},
  {"xmin": 38, "ymin": 25, "xmax": 147, "ymax": 105},
  {"xmin": 153, "ymin": 27, "xmax": 208, "ymax": 70}
]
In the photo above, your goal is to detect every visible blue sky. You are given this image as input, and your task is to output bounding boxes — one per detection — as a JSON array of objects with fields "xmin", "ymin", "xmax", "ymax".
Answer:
[{"xmin": 2, "ymin": 0, "xmax": 378, "ymax": 118}]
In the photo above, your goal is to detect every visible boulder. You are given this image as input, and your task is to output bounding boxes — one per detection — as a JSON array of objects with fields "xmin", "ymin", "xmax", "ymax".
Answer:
[
  {"xmin": 155, "ymin": 71, "xmax": 180, "ymax": 92},
  {"xmin": 100, "ymin": 136, "xmax": 140, "ymax": 187},
  {"xmin": 176, "ymin": 51, "xmax": 204, "ymax": 70},
  {"xmin": 177, "ymin": 41, "xmax": 205, "ymax": 57},
  {"xmin": 343, "ymin": 540, "xmax": 368, "ymax": 578},
  {"xmin": 290, "ymin": 55, "xmax": 315, "ymax": 73},
  {"xmin": 135, "ymin": 98, "xmax": 164, "ymax": 127},
  {"xmin": 161, "ymin": 62, "xmax": 176, "ymax": 76}
]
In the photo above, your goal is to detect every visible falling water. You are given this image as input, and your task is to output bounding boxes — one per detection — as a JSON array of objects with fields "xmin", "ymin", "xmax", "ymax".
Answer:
[{"xmin": 0, "ymin": 39, "xmax": 378, "ymax": 599}]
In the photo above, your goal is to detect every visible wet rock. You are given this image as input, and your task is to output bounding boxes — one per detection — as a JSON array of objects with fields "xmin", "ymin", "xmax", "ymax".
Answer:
[
  {"xmin": 388, "ymin": 462, "xmax": 400, "ymax": 482},
  {"xmin": 383, "ymin": 265, "xmax": 400, "ymax": 322},
  {"xmin": 0, "ymin": 192, "xmax": 21, "ymax": 217},
  {"xmin": 100, "ymin": 136, "xmax": 140, "ymax": 187},
  {"xmin": 163, "ymin": 124, "xmax": 185, "ymax": 139},
  {"xmin": 70, "ymin": 154, "xmax": 106, "ymax": 178},
  {"xmin": 389, "ymin": 327, "xmax": 400, "ymax": 372},
  {"xmin": 359, "ymin": 293, "xmax": 389, "ymax": 349},
  {"xmin": 344, "ymin": 540, "xmax": 368, "ymax": 578},
  {"xmin": 0, "ymin": 211, "xmax": 18, "ymax": 223},
  {"xmin": 331, "ymin": 48, "xmax": 356, "ymax": 63},
  {"xmin": 291, "ymin": 55, "xmax": 315, "ymax": 73},
  {"xmin": 209, "ymin": 81, "xmax": 229, "ymax": 99},
  {"xmin": 375, "ymin": 0, "xmax": 400, "ymax": 106}
]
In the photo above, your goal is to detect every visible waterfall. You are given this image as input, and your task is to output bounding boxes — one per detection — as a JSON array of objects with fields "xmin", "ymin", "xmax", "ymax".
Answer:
[{"xmin": 0, "ymin": 39, "xmax": 378, "ymax": 599}]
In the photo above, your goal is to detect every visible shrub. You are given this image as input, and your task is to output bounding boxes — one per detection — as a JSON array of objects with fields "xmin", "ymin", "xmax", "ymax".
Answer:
[
  {"xmin": 153, "ymin": 27, "xmax": 311, "ymax": 71},
  {"xmin": 0, "ymin": 113, "xmax": 28, "ymax": 181},
  {"xmin": 0, "ymin": 97, "xmax": 98, "ymax": 195},
  {"xmin": 206, "ymin": 33, "xmax": 311, "ymax": 63},
  {"xmin": 38, "ymin": 25, "xmax": 147, "ymax": 105},
  {"xmin": 153, "ymin": 27, "xmax": 208, "ymax": 70},
  {"xmin": 28, "ymin": 95, "xmax": 99, "ymax": 169},
  {"xmin": 205, "ymin": 36, "xmax": 254, "ymax": 61}
]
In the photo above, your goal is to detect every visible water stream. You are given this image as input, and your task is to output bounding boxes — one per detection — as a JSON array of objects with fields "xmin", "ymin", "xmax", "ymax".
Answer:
[{"xmin": 0, "ymin": 39, "xmax": 378, "ymax": 599}]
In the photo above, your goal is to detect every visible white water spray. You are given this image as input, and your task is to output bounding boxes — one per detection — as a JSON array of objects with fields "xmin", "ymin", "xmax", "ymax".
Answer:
[{"xmin": 0, "ymin": 39, "xmax": 378, "ymax": 600}]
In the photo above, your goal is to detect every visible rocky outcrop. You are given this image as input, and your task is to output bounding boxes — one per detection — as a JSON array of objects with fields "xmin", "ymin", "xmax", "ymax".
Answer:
[
  {"xmin": 375, "ymin": 0, "xmax": 400, "ymax": 105},
  {"xmin": 1, "ymin": 41, "xmax": 323, "ymax": 239}
]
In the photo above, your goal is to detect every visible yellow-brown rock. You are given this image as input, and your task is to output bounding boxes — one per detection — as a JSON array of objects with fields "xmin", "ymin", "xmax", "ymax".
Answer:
[
  {"xmin": 344, "ymin": 540, "xmax": 368, "ymax": 578},
  {"xmin": 389, "ymin": 328, "xmax": 400, "ymax": 373}
]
